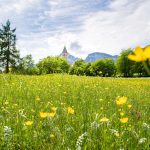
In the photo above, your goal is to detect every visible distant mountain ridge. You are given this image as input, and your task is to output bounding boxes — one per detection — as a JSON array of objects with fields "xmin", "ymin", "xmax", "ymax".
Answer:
[
  {"xmin": 85, "ymin": 52, "xmax": 118, "ymax": 62},
  {"xmin": 60, "ymin": 47, "xmax": 118, "ymax": 64},
  {"xmin": 66, "ymin": 54, "xmax": 79, "ymax": 64}
]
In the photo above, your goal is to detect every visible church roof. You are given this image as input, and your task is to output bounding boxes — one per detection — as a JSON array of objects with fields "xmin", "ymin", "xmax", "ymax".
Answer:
[{"xmin": 62, "ymin": 46, "xmax": 68, "ymax": 54}]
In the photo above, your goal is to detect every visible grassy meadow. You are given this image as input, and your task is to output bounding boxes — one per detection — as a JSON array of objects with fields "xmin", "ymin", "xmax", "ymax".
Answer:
[{"xmin": 0, "ymin": 74, "xmax": 150, "ymax": 149}]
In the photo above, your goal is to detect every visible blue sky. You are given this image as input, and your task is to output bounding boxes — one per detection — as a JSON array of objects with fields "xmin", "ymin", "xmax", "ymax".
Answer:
[{"xmin": 0, "ymin": 0, "xmax": 150, "ymax": 61}]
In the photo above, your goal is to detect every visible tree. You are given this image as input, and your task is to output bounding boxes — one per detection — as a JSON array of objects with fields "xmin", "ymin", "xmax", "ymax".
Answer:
[
  {"xmin": 91, "ymin": 59, "xmax": 106, "ymax": 76},
  {"xmin": 116, "ymin": 49, "xmax": 134, "ymax": 77},
  {"xmin": 0, "ymin": 20, "xmax": 19, "ymax": 73},
  {"xmin": 37, "ymin": 56, "xmax": 70, "ymax": 74},
  {"xmin": 104, "ymin": 58, "xmax": 116, "ymax": 77},
  {"xmin": 12, "ymin": 54, "xmax": 39, "ymax": 75},
  {"xmin": 69, "ymin": 59, "xmax": 87, "ymax": 76},
  {"xmin": 90, "ymin": 58, "xmax": 116, "ymax": 77}
]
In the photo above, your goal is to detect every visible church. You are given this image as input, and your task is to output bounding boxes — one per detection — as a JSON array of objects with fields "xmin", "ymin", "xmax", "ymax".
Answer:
[{"xmin": 60, "ymin": 46, "xmax": 69, "ymax": 59}]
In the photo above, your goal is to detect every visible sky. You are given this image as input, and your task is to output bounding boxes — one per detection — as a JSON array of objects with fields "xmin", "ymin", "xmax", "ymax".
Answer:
[{"xmin": 0, "ymin": 0, "xmax": 150, "ymax": 62}]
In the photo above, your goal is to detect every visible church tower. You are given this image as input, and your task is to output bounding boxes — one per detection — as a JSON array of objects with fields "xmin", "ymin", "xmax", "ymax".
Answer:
[{"xmin": 61, "ymin": 46, "xmax": 69, "ymax": 59}]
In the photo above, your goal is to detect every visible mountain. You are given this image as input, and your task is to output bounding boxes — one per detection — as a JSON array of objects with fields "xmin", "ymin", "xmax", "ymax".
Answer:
[
  {"xmin": 67, "ymin": 54, "xmax": 79, "ymax": 64},
  {"xmin": 60, "ymin": 47, "xmax": 118, "ymax": 64},
  {"xmin": 85, "ymin": 52, "xmax": 118, "ymax": 62}
]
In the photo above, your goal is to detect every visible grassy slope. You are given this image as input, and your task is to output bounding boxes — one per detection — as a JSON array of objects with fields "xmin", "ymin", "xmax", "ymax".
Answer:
[{"xmin": 0, "ymin": 74, "xmax": 150, "ymax": 149}]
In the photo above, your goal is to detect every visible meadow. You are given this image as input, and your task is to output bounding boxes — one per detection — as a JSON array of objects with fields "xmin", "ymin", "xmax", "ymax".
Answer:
[{"xmin": 0, "ymin": 74, "xmax": 149, "ymax": 150}]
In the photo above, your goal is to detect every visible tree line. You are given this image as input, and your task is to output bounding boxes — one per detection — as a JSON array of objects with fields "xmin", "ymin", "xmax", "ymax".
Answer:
[{"xmin": 0, "ymin": 20, "xmax": 149, "ymax": 77}]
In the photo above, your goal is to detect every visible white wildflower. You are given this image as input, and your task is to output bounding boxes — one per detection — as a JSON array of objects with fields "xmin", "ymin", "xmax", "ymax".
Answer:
[
  {"xmin": 139, "ymin": 138, "xmax": 147, "ymax": 144},
  {"xmin": 4, "ymin": 126, "xmax": 12, "ymax": 142},
  {"xmin": 91, "ymin": 121, "xmax": 99, "ymax": 129},
  {"xmin": 143, "ymin": 123, "xmax": 149, "ymax": 129},
  {"xmin": 76, "ymin": 132, "xmax": 88, "ymax": 150},
  {"xmin": 110, "ymin": 129, "xmax": 119, "ymax": 134}
]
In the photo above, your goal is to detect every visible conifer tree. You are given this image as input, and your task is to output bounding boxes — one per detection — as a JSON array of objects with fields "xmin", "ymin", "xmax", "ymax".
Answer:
[{"xmin": 0, "ymin": 20, "xmax": 19, "ymax": 73}]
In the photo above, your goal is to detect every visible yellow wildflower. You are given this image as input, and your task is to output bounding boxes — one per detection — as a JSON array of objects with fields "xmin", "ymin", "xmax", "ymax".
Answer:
[
  {"xmin": 50, "ymin": 134, "xmax": 55, "ymax": 138},
  {"xmin": 14, "ymin": 104, "xmax": 18, "ymax": 107},
  {"xmin": 115, "ymin": 133, "xmax": 120, "ymax": 137},
  {"xmin": 25, "ymin": 121, "xmax": 33, "ymax": 126},
  {"xmin": 120, "ymin": 112, "xmax": 124, "ymax": 116},
  {"xmin": 51, "ymin": 107, "xmax": 57, "ymax": 112},
  {"xmin": 128, "ymin": 46, "xmax": 150, "ymax": 62},
  {"xmin": 36, "ymin": 97, "xmax": 40, "ymax": 101},
  {"xmin": 116, "ymin": 96, "xmax": 127, "ymax": 105},
  {"xmin": 120, "ymin": 117, "xmax": 128, "ymax": 123},
  {"xmin": 100, "ymin": 107, "xmax": 103, "ymax": 110},
  {"xmin": 4, "ymin": 101, "xmax": 9, "ymax": 105},
  {"xmin": 40, "ymin": 112, "xmax": 47, "ymax": 118},
  {"xmin": 128, "ymin": 105, "xmax": 132, "ymax": 108},
  {"xmin": 144, "ymin": 45, "xmax": 150, "ymax": 58},
  {"xmin": 47, "ymin": 112, "xmax": 56, "ymax": 117},
  {"xmin": 100, "ymin": 117, "xmax": 109, "ymax": 122},
  {"xmin": 67, "ymin": 107, "xmax": 74, "ymax": 114}
]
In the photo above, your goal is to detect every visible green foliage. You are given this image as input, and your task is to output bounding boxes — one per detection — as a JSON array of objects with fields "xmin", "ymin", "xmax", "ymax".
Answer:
[
  {"xmin": 0, "ymin": 74, "xmax": 149, "ymax": 149},
  {"xmin": 0, "ymin": 20, "xmax": 19, "ymax": 73},
  {"xmin": 11, "ymin": 54, "xmax": 39, "ymax": 75},
  {"xmin": 91, "ymin": 59, "xmax": 105, "ymax": 76},
  {"xmin": 104, "ymin": 58, "xmax": 116, "ymax": 76},
  {"xmin": 37, "ymin": 56, "xmax": 70, "ymax": 74},
  {"xmin": 69, "ymin": 59, "xmax": 88, "ymax": 76},
  {"xmin": 70, "ymin": 58, "xmax": 116, "ymax": 77},
  {"xmin": 116, "ymin": 49, "xmax": 134, "ymax": 77},
  {"xmin": 90, "ymin": 58, "xmax": 116, "ymax": 77}
]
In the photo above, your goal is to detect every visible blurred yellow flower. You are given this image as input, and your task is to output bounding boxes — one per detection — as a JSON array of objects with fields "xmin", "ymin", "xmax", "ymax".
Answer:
[
  {"xmin": 50, "ymin": 134, "xmax": 55, "ymax": 138},
  {"xmin": 40, "ymin": 112, "xmax": 56, "ymax": 118},
  {"xmin": 128, "ymin": 105, "xmax": 132, "ymax": 108},
  {"xmin": 4, "ymin": 101, "xmax": 9, "ymax": 105},
  {"xmin": 51, "ymin": 107, "xmax": 57, "ymax": 112},
  {"xmin": 25, "ymin": 121, "xmax": 33, "ymax": 126},
  {"xmin": 47, "ymin": 112, "xmax": 56, "ymax": 117},
  {"xmin": 128, "ymin": 46, "xmax": 150, "ymax": 62},
  {"xmin": 100, "ymin": 117, "xmax": 109, "ymax": 122},
  {"xmin": 115, "ymin": 133, "xmax": 120, "ymax": 137},
  {"xmin": 120, "ymin": 112, "xmax": 124, "ymax": 116},
  {"xmin": 120, "ymin": 117, "xmax": 128, "ymax": 123},
  {"xmin": 36, "ymin": 97, "xmax": 40, "ymax": 101},
  {"xmin": 144, "ymin": 45, "xmax": 150, "ymax": 58},
  {"xmin": 116, "ymin": 96, "xmax": 127, "ymax": 105},
  {"xmin": 67, "ymin": 107, "xmax": 74, "ymax": 114},
  {"xmin": 40, "ymin": 112, "xmax": 47, "ymax": 118}
]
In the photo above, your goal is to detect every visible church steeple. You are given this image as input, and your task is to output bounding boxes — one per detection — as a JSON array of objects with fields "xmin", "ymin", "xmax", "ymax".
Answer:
[{"xmin": 61, "ymin": 46, "xmax": 68, "ymax": 59}]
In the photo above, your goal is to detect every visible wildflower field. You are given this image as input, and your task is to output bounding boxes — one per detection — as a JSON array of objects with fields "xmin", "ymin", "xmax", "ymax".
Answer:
[{"xmin": 0, "ymin": 74, "xmax": 149, "ymax": 150}]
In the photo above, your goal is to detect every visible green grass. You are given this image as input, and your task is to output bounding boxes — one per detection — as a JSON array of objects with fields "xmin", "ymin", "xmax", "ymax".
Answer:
[{"xmin": 0, "ymin": 74, "xmax": 150, "ymax": 150}]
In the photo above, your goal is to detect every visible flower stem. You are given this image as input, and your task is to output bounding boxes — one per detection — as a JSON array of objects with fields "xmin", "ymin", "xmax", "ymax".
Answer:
[{"xmin": 142, "ymin": 61, "xmax": 150, "ymax": 76}]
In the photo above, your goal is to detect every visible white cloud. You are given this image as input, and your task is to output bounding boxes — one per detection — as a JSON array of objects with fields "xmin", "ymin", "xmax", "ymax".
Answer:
[
  {"xmin": 1, "ymin": 0, "xmax": 150, "ymax": 62},
  {"xmin": 45, "ymin": 0, "xmax": 150, "ymax": 57}
]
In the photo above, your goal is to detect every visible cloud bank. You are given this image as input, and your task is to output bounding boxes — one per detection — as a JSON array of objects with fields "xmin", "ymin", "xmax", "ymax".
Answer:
[{"xmin": 0, "ymin": 0, "xmax": 150, "ymax": 61}]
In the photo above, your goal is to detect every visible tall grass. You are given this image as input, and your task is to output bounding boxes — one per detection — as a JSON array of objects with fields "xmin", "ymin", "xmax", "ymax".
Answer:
[{"xmin": 0, "ymin": 74, "xmax": 149, "ymax": 149}]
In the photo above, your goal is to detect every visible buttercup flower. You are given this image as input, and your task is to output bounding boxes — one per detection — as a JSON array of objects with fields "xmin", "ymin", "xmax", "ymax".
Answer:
[
  {"xmin": 67, "ymin": 107, "xmax": 74, "ymax": 114},
  {"xmin": 40, "ymin": 112, "xmax": 47, "ymax": 118},
  {"xmin": 115, "ymin": 133, "xmax": 120, "ymax": 137},
  {"xmin": 128, "ymin": 46, "xmax": 150, "ymax": 62},
  {"xmin": 120, "ymin": 112, "xmax": 124, "ymax": 116},
  {"xmin": 47, "ymin": 112, "xmax": 56, "ymax": 117},
  {"xmin": 100, "ymin": 117, "xmax": 109, "ymax": 122},
  {"xmin": 51, "ymin": 107, "xmax": 57, "ymax": 112},
  {"xmin": 120, "ymin": 117, "xmax": 128, "ymax": 123},
  {"xmin": 25, "ymin": 121, "xmax": 33, "ymax": 126},
  {"xmin": 116, "ymin": 96, "xmax": 127, "ymax": 105},
  {"xmin": 50, "ymin": 134, "xmax": 55, "ymax": 138},
  {"xmin": 128, "ymin": 105, "xmax": 132, "ymax": 108}
]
